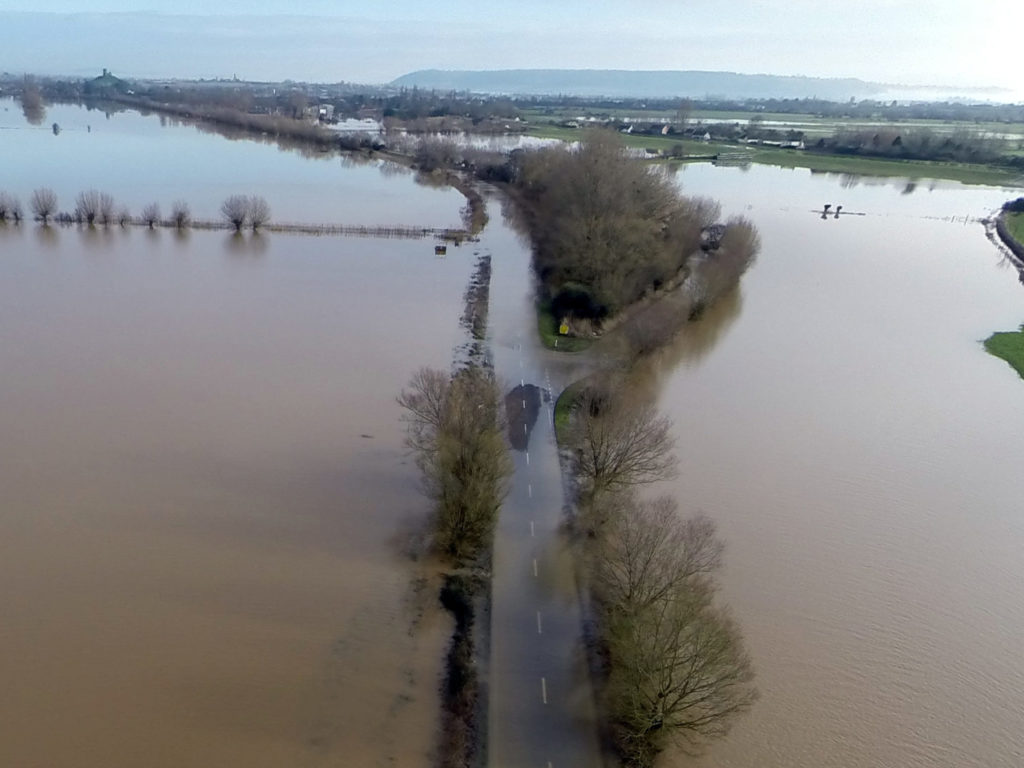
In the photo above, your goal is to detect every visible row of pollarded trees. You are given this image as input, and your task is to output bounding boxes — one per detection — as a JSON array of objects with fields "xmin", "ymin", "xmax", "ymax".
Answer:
[
  {"xmin": 0, "ymin": 188, "xmax": 269, "ymax": 231},
  {"xmin": 565, "ymin": 382, "xmax": 757, "ymax": 767}
]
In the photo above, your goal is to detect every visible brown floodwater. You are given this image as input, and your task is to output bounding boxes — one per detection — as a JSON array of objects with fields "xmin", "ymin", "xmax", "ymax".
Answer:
[
  {"xmin": 0, "ymin": 225, "xmax": 476, "ymax": 767},
  {"xmin": 5, "ymin": 95, "xmax": 1024, "ymax": 768},
  {"xmin": 649, "ymin": 164, "xmax": 1024, "ymax": 767}
]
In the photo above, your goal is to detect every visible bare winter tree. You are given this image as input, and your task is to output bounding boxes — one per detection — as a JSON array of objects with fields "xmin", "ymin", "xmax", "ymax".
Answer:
[
  {"xmin": 30, "ymin": 188, "xmax": 57, "ymax": 224},
  {"xmin": 141, "ymin": 203, "xmax": 160, "ymax": 228},
  {"xmin": 98, "ymin": 192, "xmax": 116, "ymax": 226},
  {"xmin": 75, "ymin": 190, "xmax": 105, "ymax": 225},
  {"xmin": 117, "ymin": 206, "xmax": 132, "ymax": 227},
  {"xmin": 593, "ymin": 495, "xmax": 722, "ymax": 616},
  {"xmin": 0, "ymin": 192, "xmax": 19, "ymax": 222},
  {"xmin": 171, "ymin": 200, "xmax": 190, "ymax": 229},
  {"xmin": 605, "ymin": 589, "xmax": 757, "ymax": 766},
  {"xmin": 247, "ymin": 195, "xmax": 270, "ymax": 231},
  {"xmin": 398, "ymin": 366, "xmax": 513, "ymax": 563},
  {"xmin": 592, "ymin": 494, "xmax": 757, "ymax": 766},
  {"xmin": 568, "ymin": 389, "xmax": 678, "ymax": 500},
  {"xmin": 221, "ymin": 195, "xmax": 248, "ymax": 232},
  {"xmin": 691, "ymin": 216, "xmax": 761, "ymax": 313}
]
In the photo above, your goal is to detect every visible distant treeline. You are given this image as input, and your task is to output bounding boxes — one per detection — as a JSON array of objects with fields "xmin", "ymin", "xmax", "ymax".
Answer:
[{"xmin": 11, "ymin": 71, "xmax": 1024, "ymax": 135}]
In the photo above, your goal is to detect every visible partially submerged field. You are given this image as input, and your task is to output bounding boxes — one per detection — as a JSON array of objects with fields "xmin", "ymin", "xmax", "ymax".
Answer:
[
  {"xmin": 527, "ymin": 120, "xmax": 1024, "ymax": 186},
  {"xmin": 985, "ymin": 326, "xmax": 1024, "ymax": 379}
]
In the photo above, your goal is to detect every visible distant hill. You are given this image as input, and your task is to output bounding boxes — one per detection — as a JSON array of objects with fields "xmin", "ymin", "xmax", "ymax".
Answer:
[
  {"xmin": 390, "ymin": 69, "xmax": 1011, "ymax": 102},
  {"xmin": 391, "ymin": 69, "xmax": 888, "ymax": 100}
]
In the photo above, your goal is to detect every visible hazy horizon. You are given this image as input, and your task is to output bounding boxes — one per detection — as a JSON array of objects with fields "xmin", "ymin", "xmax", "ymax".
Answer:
[{"xmin": 0, "ymin": 2, "xmax": 1020, "ymax": 100}]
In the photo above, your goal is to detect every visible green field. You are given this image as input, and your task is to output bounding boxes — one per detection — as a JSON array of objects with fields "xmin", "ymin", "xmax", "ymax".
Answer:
[
  {"xmin": 526, "ymin": 123, "xmax": 1023, "ymax": 186},
  {"xmin": 985, "ymin": 326, "xmax": 1024, "ymax": 379}
]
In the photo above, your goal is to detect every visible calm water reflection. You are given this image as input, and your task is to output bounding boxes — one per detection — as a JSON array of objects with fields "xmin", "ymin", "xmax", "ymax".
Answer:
[{"xmin": 0, "ymin": 98, "xmax": 464, "ymax": 227}]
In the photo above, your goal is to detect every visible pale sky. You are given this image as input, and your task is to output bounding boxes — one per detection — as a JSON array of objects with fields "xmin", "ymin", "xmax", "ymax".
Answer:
[{"xmin": 0, "ymin": 0, "xmax": 1020, "ymax": 94}]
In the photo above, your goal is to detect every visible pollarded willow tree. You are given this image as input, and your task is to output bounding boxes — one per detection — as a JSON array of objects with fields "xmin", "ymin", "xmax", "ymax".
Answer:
[
  {"xmin": 221, "ymin": 194, "xmax": 249, "ymax": 232},
  {"xmin": 247, "ymin": 195, "xmax": 270, "ymax": 231},
  {"xmin": 30, "ymin": 187, "xmax": 57, "ymax": 224}
]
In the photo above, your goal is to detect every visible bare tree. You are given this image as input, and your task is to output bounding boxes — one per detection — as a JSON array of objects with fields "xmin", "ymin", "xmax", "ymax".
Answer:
[
  {"xmin": 171, "ymin": 200, "xmax": 190, "ymax": 229},
  {"xmin": 98, "ymin": 192, "xmax": 116, "ymax": 226},
  {"xmin": 593, "ymin": 495, "xmax": 756, "ymax": 766},
  {"xmin": 75, "ymin": 189, "xmax": 104, "ymax": 225},
  {"xmin": 221, "ymin": 194, "xmax": 248, "ymax": 232},
  {"xmin": 398, "ymin": 366, "xmax": 513, "ymax": 563},
  {"xmin": 568, "ymin": 390, "xmax": 677, "ymax": 499},
  {"xmin": 0, "ymin": 192, "xmax": 18, "ymax": 222},
  {"xmin": 397, "ymin": 366, "xmax": 450, "ymax": 457},
  {"xmin": 593, "ymin": 495, "xmax": 722, "ymax": 615},
  {"xmin": 691, "ymin": 215, "xmax": 760, "ymax": 312},
  {"xmin": 30, "ymin": 188, "xmax": 57, "ymax": 224},
  {"xmin": 605, "ymin": 591, "xmax": 757, "ymax": 765},
  {"xmin": 247, "ymin": 195, "xmax": 270, "ymax": 231},
  {"xmin": 117, "ymin": 206, "xmax": 132, "ymax": 227},
  {"xmin": 141, "ymin": 203, "xmax": 160, "ymax": 228}
]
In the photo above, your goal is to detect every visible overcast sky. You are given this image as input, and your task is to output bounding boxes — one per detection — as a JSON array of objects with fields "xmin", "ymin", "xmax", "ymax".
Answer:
[{"xmin": 0, "ymin": 0, "xmax": 1020, "ymax": 94}]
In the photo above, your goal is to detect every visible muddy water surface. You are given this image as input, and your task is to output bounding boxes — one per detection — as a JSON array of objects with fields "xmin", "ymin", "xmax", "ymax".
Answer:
[
  {"xmin": 0, "ymin": 226, "xmax": 473, "ymax": 767},
  {"xmin": 653, "ymin": 164, "xmax": 1024, "ymax": 767}
]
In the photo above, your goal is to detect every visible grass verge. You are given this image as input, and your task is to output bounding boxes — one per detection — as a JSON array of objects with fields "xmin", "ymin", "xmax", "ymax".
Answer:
[
  {"xmin": 1006, "ymin": 212, "xmax": 1024, "ymax": 247},
  {"xmin": 537, "ymin": 300, "xmax": 592, "ymax": 352},
  {"xmin": 984, "ymin": 326, "xmax": 1024, "ymax": 379},
  {"xmin": 553, "ymin": 380, "xmax": 586, "ymax": 446}
]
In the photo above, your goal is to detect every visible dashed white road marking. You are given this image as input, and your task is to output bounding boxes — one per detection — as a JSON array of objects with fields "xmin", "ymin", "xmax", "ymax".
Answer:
[
  {"xmin": 528, "ymin": 483, "xmax": 532, "ymax": 498},
  {"xmin": 541, "ymin": 677, "xmax": 548, "ymax": 704},
  {"xmin": 533, "ymin": 558, "xmax": 538, "ymax": 577},
  {"xmin": 530, "ymin": 520, "xmax": 535, "ymax": 537},
  {"xmin": 536, "ymin": 610, "xmax": 543, "ymax": 633},
  {"xmin": 526, "ymin": 452, "xmax": 530, "ymax": 465}
]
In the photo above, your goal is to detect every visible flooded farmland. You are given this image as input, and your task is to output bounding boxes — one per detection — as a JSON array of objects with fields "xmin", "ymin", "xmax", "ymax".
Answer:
[{"xmin": 3, "ymin": 96, "xmax": 1024, "ymax": 768}]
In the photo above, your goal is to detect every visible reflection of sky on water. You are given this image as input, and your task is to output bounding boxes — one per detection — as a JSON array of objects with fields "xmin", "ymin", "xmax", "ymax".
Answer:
[{"xmin": 0, "ymin": 98, "xmax": 464, "ymax": 228}]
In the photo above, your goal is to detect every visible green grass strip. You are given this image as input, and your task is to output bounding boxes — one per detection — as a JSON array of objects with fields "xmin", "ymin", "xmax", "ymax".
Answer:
[{"xmin": 984, "ymin": 326, "xmax": 1024, "ymax": 379}]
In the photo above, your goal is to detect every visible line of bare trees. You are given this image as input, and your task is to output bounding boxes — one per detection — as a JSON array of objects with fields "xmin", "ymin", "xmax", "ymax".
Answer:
[
  {"xmin": 563, "ymin": 383, "xmax": 757, "ymax": 767},
  {"xmin": 220, "ymin": 194, "xmax": 271, "ymax": 232},
  {"xmin": 1, "ymin": 188, "xmax": 270, "ymax": 232}
]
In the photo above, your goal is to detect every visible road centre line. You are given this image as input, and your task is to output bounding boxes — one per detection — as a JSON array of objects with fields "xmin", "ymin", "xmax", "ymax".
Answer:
[
  {"xmin": 541, "ymin": 677, "xmax": 548, "ymax": 704},
  {"xmin": 537, "ymin": 610, "xmax": 543, "ymax": 633},
  {"xmin": 533, "ymin": 558, "xmax": 538, "ymax": 577},
  {"xmin": 530, "ymin": 520, "xmax": 535, "ymax": 536}
]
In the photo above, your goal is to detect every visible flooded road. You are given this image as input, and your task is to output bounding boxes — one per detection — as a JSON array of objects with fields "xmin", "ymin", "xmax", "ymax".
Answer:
[
  {"xmin": 651, "ymin": 165, "xmax": 1024, "ymax": 767},
  {"xmin": 0, "ymin": 226, "xmax": 474, "ymax": 767}
]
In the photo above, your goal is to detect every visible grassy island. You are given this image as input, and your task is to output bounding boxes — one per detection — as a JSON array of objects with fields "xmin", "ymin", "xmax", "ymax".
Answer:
[{"xmin": 985, "ymin": 326, "xmax": 1024, "ymax": 379}]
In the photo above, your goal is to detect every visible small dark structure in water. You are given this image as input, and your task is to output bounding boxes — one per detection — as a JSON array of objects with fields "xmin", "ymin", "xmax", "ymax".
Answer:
[{"xmin": 435, "ymin": 244, "xmax": 447, "ymax": 256}]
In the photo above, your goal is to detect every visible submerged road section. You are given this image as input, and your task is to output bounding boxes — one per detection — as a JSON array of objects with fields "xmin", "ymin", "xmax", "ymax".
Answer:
[{"xmin": 483, "ymin": 207, "xmax": 604, "ymax": 768}]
